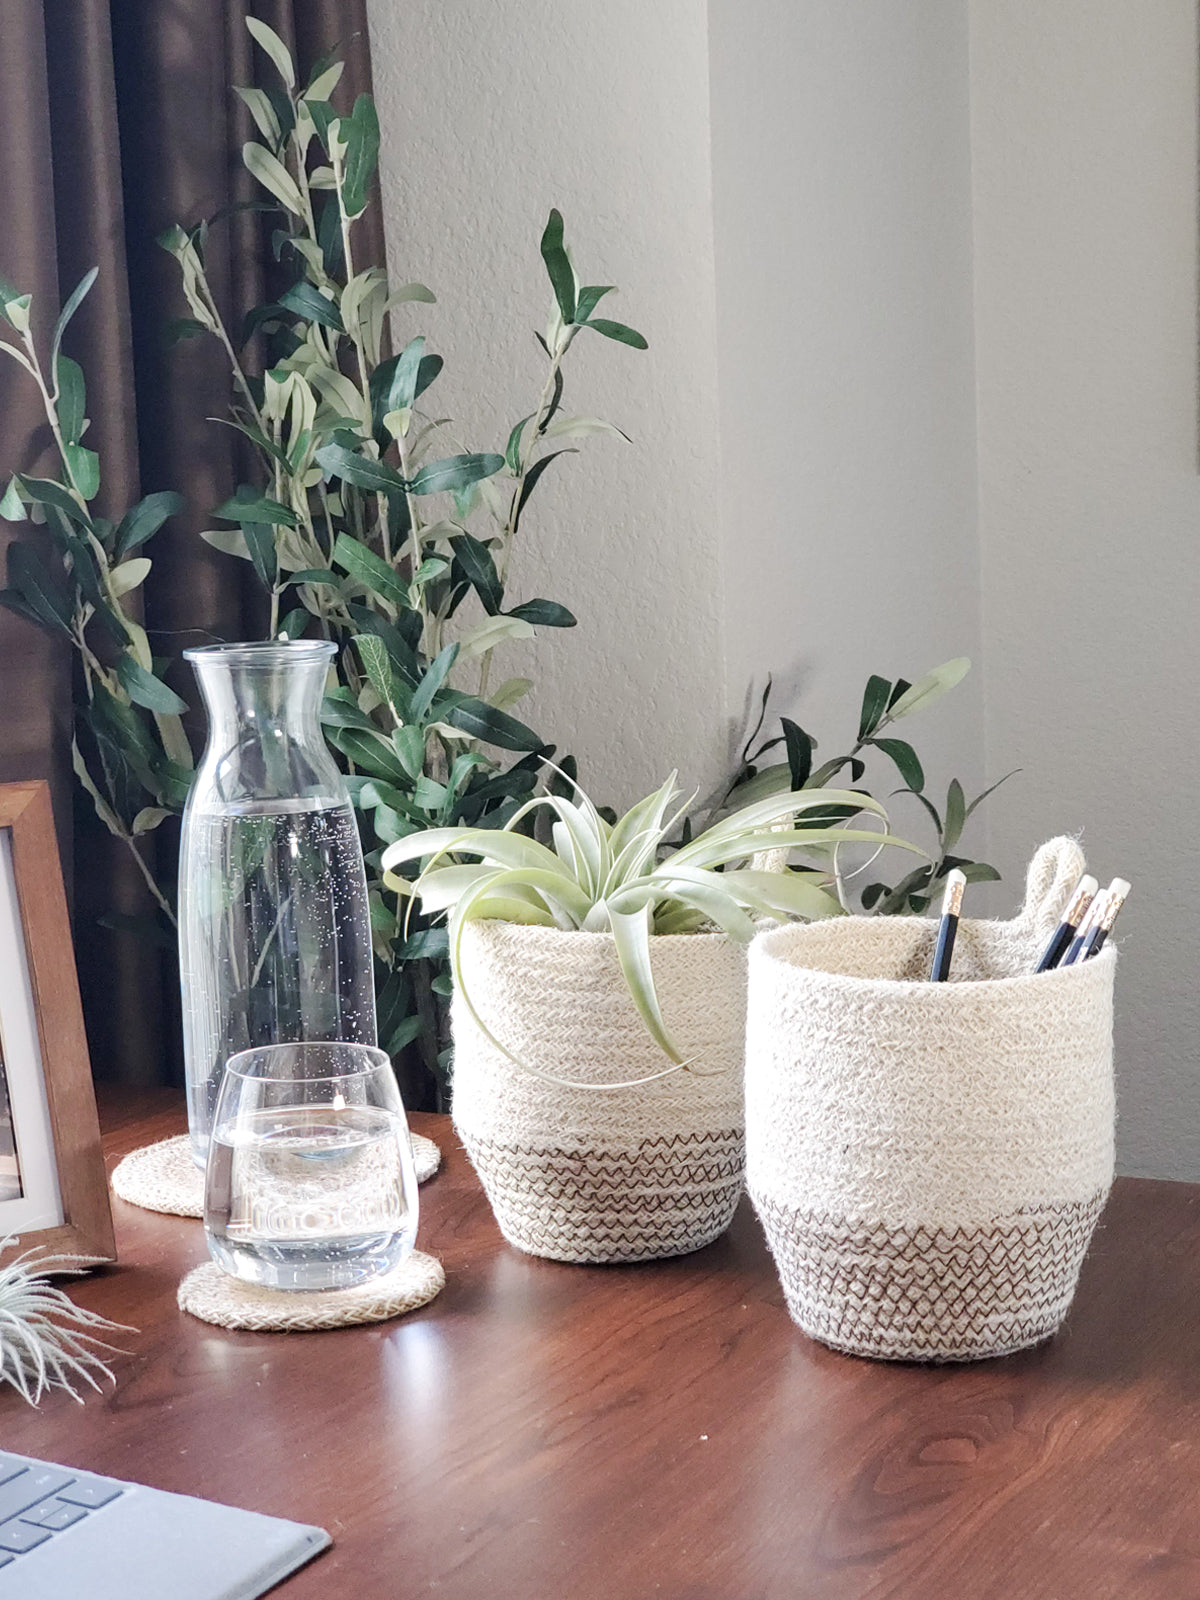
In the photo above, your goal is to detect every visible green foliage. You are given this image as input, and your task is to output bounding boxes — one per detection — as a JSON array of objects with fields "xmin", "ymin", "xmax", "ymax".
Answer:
[
  {"xmin": 381, "ymin": 771, "xmax": 923, "ymax": 1075},
  {"xmin": 0, "ymin": 17, "xmax": 1000, "ymax": 1113},
  {"xmin": 0, "ymin": 274, "xmax": 189, "ymax": 926},
  {"xmin": 158, "ymin": 20, "xmax": 648, "ymax": 1098},
  {"xmin": 717, "ymin": 658, "xmax": 1013, "ymax": 916}
]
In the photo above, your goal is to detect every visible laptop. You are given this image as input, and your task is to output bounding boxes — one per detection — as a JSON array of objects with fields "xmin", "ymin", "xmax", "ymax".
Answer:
[{"xmin": 0, "ymin": 1449, "xmax": 329, "ymax": 1599}]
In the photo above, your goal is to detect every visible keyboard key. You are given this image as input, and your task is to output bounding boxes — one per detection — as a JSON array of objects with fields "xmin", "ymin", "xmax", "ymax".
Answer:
[
  {"xmin": 21, "ymin": 1500, "xmax": 88, "ymax": 1530},
  {"xmin": 0, "ymin": 1468, "xmax": 73, "ymax": 1523},
  {"xmin": 0, "ymin": 1460, "xmax": 26, "ymax": 1489},
  {"xmin": 0, "ymin": 1522, "xmax": 50, "ymax": 1554},
  {"xmin": 57, "ymin": 1479, "xmax": 122, "ymax": 1509}
]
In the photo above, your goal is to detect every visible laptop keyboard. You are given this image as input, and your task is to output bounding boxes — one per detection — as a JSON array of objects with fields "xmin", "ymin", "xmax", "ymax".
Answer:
[{"xmin": 0, "ymin": 1452, "xmax": 123, "ymax": 1567}]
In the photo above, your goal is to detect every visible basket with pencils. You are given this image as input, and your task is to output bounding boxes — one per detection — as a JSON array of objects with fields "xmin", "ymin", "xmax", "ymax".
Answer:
[{"xmin": 745, "ymin": 838, "xmax": 1115, "ymax": 1362}]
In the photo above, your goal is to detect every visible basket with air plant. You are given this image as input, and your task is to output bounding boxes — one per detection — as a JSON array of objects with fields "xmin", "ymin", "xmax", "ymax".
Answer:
[{"xmin": 382, "ymin": 774, "xmax": 922, "ymax": 1263}]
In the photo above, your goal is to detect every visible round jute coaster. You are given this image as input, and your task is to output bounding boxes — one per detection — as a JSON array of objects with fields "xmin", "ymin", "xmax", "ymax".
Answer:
[
  {"xmin": 177, "ymin": 1250, "xmax": 445, "ymax": 1332},
  {"xmin": 112, "ymin": 1129, "xmax": 442, "ymax": 1219}
]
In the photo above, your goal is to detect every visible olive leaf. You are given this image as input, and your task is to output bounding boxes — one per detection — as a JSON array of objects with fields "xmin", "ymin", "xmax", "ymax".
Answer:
[
  {"xmin": 116, "ymin": 657, "xmax": 188, "ymax": 716},
  {"xmin": 353, "ymin": 633, "xmax": 397, "ymax": 706},
  {"xmin": 408, "ymin": 454, "xmax": 504, "ymax": 497},
  {"xmin": 243, "ymin": 143, "xmax": 304, "ymax": 216},
  {"xmin": 540, "ymin": 209, "xmax": 576, "ymax": 324},
  {"xmin": 585, "ymin": 318, "xmax": 648, "ymax": 350},
  {"xmin": 246, "ymin": 18, "xmax": 296, "ymax": 89},
  {"xmin": 115, "ymin": 491, "xmax": 186, "ymax": 557},
  {"xmin": 506, "ymin": 599, "xmax": 576, "ymax": 627},
  {"xmin": 888, "ymin": 657, "xmax": 971, "ymax": 720},
  {"xmin": 339, "ymin": 95, "xmax": 380, "ymax": 221},
  {"xmin": 333, "ymin": 533, "xmax": 407, "ymax": 607}
]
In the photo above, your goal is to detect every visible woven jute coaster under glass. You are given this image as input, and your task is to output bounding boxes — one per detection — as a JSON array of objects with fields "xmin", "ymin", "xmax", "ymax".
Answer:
[
  {"xmin": 112, "ymin": 1129, "xmax": 441, "ymax": 1218},
  {"xmin": 177, "ymin": 1249, "xmax": 445, "ymax": 1332}
]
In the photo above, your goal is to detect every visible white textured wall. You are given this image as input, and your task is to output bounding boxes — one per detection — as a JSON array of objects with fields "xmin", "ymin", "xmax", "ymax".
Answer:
[
  {"xmin": 708, "ymin": 0, "xmax": 987, "ymax": 855},
  {"xmin": 370, "ymin": 1, "xmax": 1200, "ymax": 1176},
  {"xmin": 971, "ymin": 0, "xmax": 1200, "ymax": 1177},
  {"xmin": 366, "ymin": 0, "xmax": 724, "ymax": 809}
]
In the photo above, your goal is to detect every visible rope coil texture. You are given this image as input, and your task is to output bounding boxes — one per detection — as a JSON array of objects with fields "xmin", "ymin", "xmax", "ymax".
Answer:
[
  {"xmin": 112, "ymin": 1130, "xmax": 441, "ymax": 1218},
  {"xmin": 177, "ymin": 1249, "xmax": 445, "ymax": 1332},
  {"xmin": 746, "ymin": 837, "xmax": 1116, "ymax": 1361},
  {"xmin": 451, "ymin": 922, "xmax": 746, "ymax": 1263}
]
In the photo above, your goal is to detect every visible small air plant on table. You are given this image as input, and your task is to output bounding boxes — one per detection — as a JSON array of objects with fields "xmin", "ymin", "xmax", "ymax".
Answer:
[
  {"xmin": 0, "ymin": 1244, "xmax": 127, "ymax": 1407},
  {"xmin": 381, "ymin": 773, "xmax": 923, "ymax": 1264}
]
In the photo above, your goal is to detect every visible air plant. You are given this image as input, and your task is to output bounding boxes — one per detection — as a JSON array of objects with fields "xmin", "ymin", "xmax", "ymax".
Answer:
[
  {"xmin": 0, "ymin": 1243, "xmax": 129, "ymax": 1406},
  {"xmin": 382, "ymin": 772, "xmax": 923, "ymax": 1069}
]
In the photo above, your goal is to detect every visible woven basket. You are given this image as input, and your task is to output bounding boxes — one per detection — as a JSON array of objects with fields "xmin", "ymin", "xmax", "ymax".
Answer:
[
  {"xmin": 451, "ymin": 922, "xmax": 746, "ymax": 1263},
  {"xmin": 746, "ymin": 837, "xmax": 1116, "ymax": 1362}
]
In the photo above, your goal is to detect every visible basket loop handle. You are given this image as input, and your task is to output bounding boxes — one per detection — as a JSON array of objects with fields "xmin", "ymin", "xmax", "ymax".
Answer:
[
  {"xmin": 1014, "ymin": 835, "xmax": 1088, "ymax": 940},
  {"xmin": 749, "ymin": 841, "xmax": 791, "ymax": 874}
]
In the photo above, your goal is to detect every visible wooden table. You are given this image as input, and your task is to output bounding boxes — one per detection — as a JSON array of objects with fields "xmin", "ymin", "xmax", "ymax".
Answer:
[{"xmin": 4, "ymin": 1095, "xmax": 1200, "ymax": 1599}]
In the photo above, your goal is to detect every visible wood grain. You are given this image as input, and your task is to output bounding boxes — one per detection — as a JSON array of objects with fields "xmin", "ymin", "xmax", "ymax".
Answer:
[
  {"xmin": 3, "ymin": 1092, "xmax": 1199, "ymax": 1599},
  {"xmin": 0, "ymin": 781, "xmax": 113, "ymax": 1263}
]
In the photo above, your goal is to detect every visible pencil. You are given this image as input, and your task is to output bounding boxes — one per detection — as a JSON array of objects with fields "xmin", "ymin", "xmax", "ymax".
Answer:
[
  {"xmin": 1080, "ymin": 877, "xmax": 1130, "ymax": 960},
  {"xmin": 1061, "ymin": 888, "xmax": 1105, "ymax": 967},
  {"xmin": 1034, "ymin": 874, "xmax": 1099, "ymax": 972},
  {"xmin": 929, "ymin": 869, "xmax": 967, "ymax": 982}
]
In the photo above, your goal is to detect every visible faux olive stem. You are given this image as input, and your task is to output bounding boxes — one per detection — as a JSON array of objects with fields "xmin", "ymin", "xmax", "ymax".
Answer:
[
  {"xmin": 195, "ymin": 274, "xmax": 265, "ymax": 435},
  {"xmin": 328, "ymin": 139, "xmax": 392, "ymax": 565},
  {"xmin": 127, "ymin": 837, "xmax": 179, "ymax": 929},
  {"xmin": 19, "ymin": 330, "xmax": 154, "ymax": 670},
  {"xmin": 478, "ymin": 331, "xmax": 569, "ymax": 700}
]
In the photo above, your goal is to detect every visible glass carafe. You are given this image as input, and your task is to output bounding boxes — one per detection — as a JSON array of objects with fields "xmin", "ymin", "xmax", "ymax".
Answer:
[{"xmin": 179, "ymin": 642, "xmax": 377, "ymax": 1167}]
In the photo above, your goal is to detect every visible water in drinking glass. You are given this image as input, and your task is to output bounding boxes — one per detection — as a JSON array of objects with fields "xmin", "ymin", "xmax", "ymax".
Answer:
[{"xmin": 204, "ymin": 1043, "xmax": 419, "ymax": 1292}]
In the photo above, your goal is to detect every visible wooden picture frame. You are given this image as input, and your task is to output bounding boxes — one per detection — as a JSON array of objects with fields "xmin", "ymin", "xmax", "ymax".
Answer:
[{"xmin": 0, "ymin": 781, "xmax": 114, "ymax": 1264}]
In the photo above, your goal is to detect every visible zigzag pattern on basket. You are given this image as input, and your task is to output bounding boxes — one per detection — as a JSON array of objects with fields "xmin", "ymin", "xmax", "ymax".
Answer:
[
  {"xmin": 754, "ymin": 1190, "xmax": 1108, "ymax": 1362},
  {"xmin": 462, "ymin": 1127, "xmax": 746, "ymax": 1264}
]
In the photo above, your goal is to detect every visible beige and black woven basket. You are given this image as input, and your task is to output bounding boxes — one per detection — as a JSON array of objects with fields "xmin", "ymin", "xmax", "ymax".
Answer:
[
  {"xmin": 746, "ymin": 838, "xmax": 1116, "ymax": 1362},
  {"xmin": 451, "ymin": 922, "xmax": 746, "ymax": 1264}
]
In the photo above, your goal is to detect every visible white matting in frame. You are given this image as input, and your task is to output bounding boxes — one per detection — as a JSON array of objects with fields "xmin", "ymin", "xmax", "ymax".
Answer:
[{"xmin": 0, "ymin": 827, "xmax": 62, "ymax": 1236}]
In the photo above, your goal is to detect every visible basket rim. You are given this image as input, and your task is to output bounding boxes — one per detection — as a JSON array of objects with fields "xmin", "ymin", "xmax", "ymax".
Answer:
[
  {"xmin": 750, "ymin": 917, "xmax": 1116, "ymax": 994},
  {"xmin": 460, "ymin": 920, "xmax": 737, "ymax": 949}
]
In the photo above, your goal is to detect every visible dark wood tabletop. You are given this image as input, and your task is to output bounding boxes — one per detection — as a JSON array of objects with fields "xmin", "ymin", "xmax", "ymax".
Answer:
[{"xmin": 4, "ymin": 1092, "xmax": 1200, "ymax": 1599}]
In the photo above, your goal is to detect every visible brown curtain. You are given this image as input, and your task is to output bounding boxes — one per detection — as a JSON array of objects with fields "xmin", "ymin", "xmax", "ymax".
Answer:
[{"xmin": 0, "ymin": 1, "xmax": 385, "ymax": 1086}]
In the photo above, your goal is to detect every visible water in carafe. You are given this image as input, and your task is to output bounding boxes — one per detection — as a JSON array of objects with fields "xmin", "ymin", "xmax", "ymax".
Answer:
[{"xmin": 179, "ymin": 643, "xmax": 377, "ymax": 1166}]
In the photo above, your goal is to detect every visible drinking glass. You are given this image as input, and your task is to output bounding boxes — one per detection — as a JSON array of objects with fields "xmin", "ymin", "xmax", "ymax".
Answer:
[{"xmin": 204, "ymin": 1043, "xmax": 419, "ymax": 1292}]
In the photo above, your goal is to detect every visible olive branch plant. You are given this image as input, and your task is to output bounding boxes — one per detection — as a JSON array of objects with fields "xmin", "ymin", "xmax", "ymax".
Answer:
[
  {"xmin": 0, "ymin": 19, "xmax": 649, "ymax": 1102},
  {"xmin": 154, "ymin": 20, "xmax": 650, "ymax": 1096},
  {"xmin": 709, "ymin": 657, "xmax": 1014, "ymax": 915},
  {"xmin": 0, "ymin": 271, "xmax": 192, "ymax": 933},
  {"xmin": 0, "ymin": 18, "xmax": 1011, "ymax": 1109}
]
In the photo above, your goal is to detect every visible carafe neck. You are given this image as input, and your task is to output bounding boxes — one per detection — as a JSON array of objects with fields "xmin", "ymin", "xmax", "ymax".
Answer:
[{"xmin": 185, "ymin": 641, "xmax": 344, "ymax": 809}]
